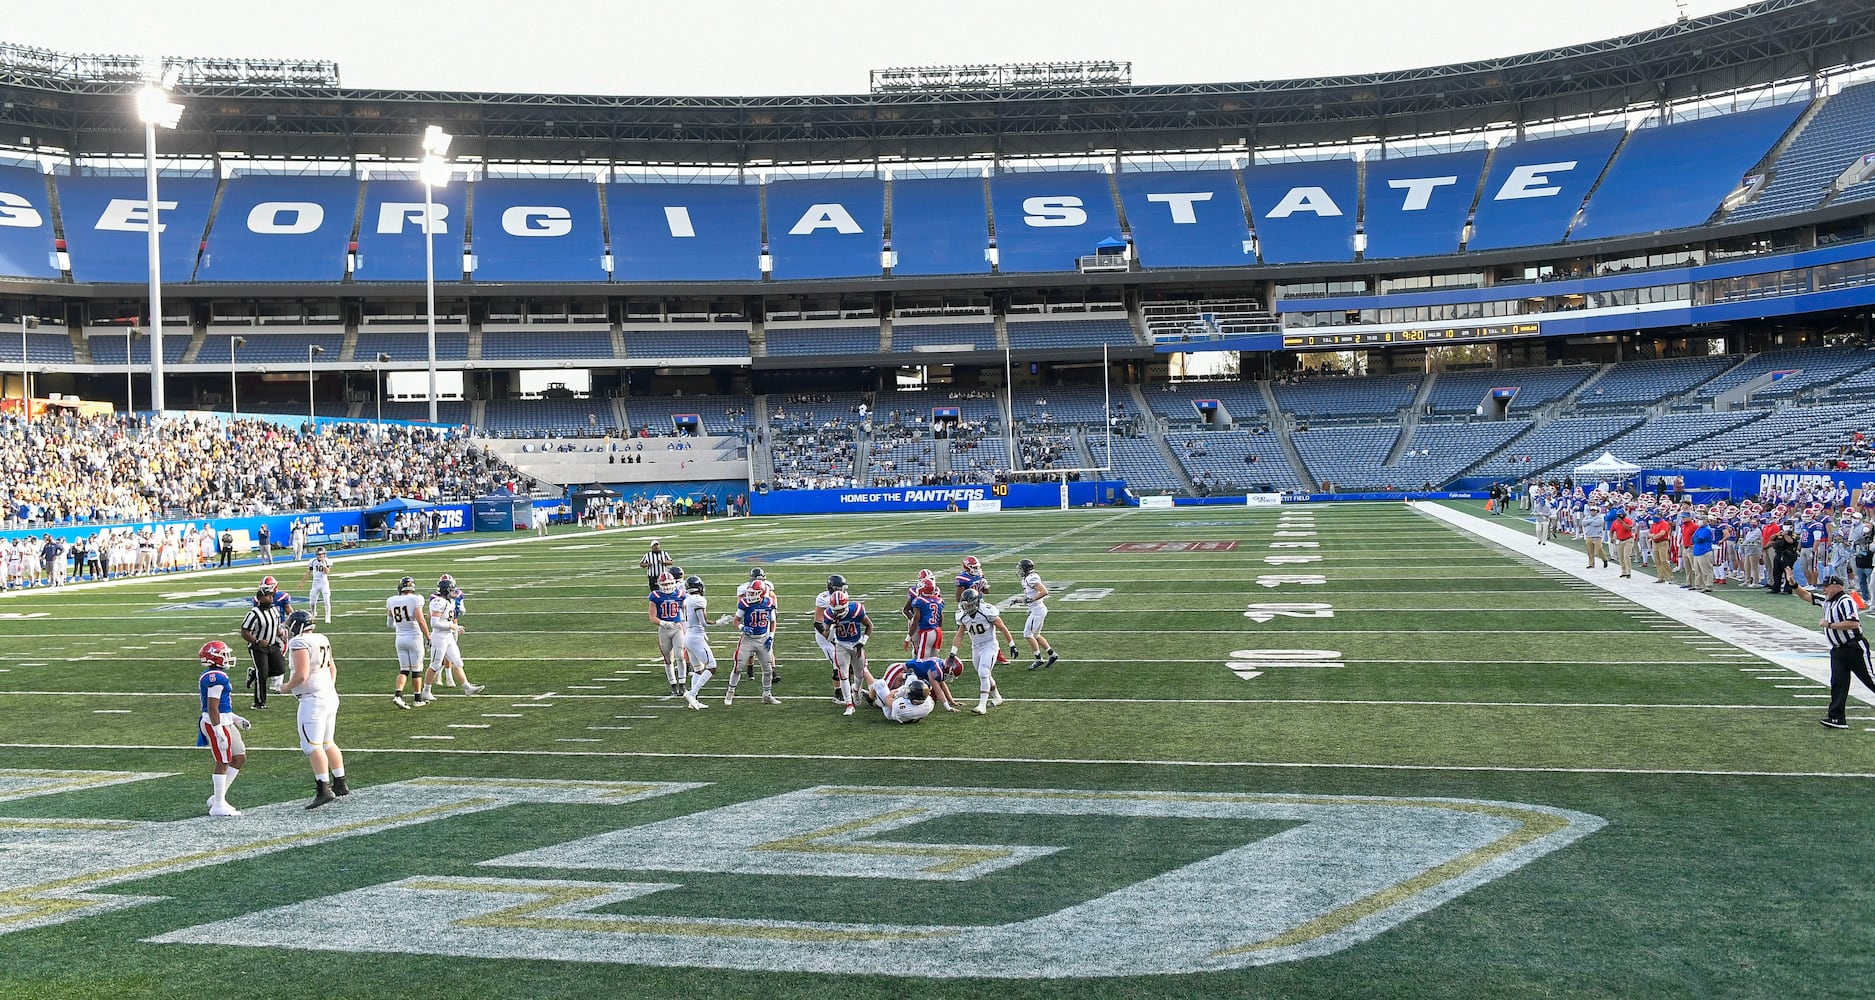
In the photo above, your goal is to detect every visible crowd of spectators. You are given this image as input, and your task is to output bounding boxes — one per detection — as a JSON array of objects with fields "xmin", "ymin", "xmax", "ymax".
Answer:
[{"xmin": 0, "ymin": 413, "xmax": 530, "ymax": 529}]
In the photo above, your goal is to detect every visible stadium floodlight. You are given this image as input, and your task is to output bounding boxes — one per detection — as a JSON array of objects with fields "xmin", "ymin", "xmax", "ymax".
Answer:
[
  {"xmin": 421, "ymin": 125, "xmax": 453, "ymax": 157},
  {"xmin": 229, "ymin": 335, "xmax": 245, "ymax": 421},
  {"xmin": 135, "ymin": 80, "xmax": 183, "ymax": 414},
  {"xmin": 307, "ymin": 344, "xmax": 325, "ymax": 424},
  {"xmin": 419, "ymin": 126, "xmax": 453, "ymax": 424}
]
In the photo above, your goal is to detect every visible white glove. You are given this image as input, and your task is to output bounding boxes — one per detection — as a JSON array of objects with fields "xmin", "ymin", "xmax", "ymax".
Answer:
[
  {"xmin": 229, "ymin": 714, "xmax": 252, "ymax": 731},
  {"xmin": 856, "ymin": 634, "xmax": 868, "ymax": 647},
  {"xmin": 713, "ymin": 613, "xmax": 734, "ymax": 626}
]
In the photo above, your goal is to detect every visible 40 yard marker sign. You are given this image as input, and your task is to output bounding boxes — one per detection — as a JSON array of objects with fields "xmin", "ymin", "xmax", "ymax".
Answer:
[{"xmin": 0, "ymin": 770, "xmax": 1605, "ymax": 978}]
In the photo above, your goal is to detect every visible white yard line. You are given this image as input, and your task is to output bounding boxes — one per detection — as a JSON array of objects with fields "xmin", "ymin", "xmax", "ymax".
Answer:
[
  {"xmin": 1416, "ymin": 502, "xmax": 1873, "ymax": 709},
  {"xmin": 1, "ymin": 741, "xmax": 1871, "ymax": 779}
]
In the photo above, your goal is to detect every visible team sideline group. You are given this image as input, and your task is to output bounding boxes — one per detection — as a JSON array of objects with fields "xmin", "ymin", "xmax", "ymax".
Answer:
[{"xmin": 194, "ymin": 540, "xmax": 1063, "ymax": 816}]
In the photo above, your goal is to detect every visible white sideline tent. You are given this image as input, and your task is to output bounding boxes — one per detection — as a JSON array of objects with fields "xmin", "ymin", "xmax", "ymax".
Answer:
[{"xmin": 1572, "ymin": 452, "xmax": 1641, "ymax": 481}]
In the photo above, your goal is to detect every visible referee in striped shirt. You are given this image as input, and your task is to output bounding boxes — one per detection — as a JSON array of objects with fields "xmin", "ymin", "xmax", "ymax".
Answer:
[
  {"xmin": 240, "ymin": 587, "xmax": 287, "ymax": 710},
  {"xmin": 1792, "ymin": 574, "xmax": 1875, "ymax": 730},
  {"xmin": 640, "ymin": 540, "xmax": 674, "ymax": 591}
]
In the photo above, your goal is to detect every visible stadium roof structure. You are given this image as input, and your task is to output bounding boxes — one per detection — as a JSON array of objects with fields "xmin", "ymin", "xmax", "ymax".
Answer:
[{"xmin": 2, "ymin": 0, "xmax": 1874, "ymax": 166}]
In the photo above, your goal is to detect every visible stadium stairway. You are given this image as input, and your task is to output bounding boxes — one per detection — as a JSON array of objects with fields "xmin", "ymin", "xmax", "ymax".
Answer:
[
  {"xmin": 1663, "ymin": 354, "xmax": 1750, "ymax": 409},
  {"xmin": 66, "ymin": 326, "xmax": 88, "ymax": 364},
  {"xmin": 879, "ymin": 316, "xmax": 894, "ymax": 352},
  {"xmin": 1560, "ymin": 129, "xmax": 1633, "ymax": 242},
  {"xmin": 608, "ymin": 324, "xmax": 628, "ymax": 360},
  {"xmin": 609, "ymin": 396, "xmax": 629, "ymax": 430},
  {"xmin": 994, "ymin": 315, "xmax": 1010, "ymax": 352},
  {"xmin": 1150, "ymin": 433, "xmax": 1200, "ymax": 493},
  {"xmin": 1559, "ymin": 362, "xmax": 1615, "ymax": 408},
  {"xmin": 749, "ymin": 319, "xmax": 766, "ymax": 358},
  {"xmin": 1069, "ymin": 428, "xmax": 1097, "ymax": 469},
  {"xmin": 467, "ymin": 326, "xmax": 484, "ymax": 362},
  {"xmin": 469, "ymin": 400, "xmax": 487, "ymax": 427},
  {"xmin": 179, "ymin": 328, "xmax": 207, "ymax": 363},
  {"xmin": 339, "ymin": 326, "xmax": 360, "ymax": 363},
  {"xmin": 1273, "ymin": 422, "xmax": 1314, "ymax": 490}
]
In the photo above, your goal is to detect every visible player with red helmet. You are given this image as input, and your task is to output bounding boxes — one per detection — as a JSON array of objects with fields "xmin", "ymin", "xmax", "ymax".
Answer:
[
  {"xmin": 197, "ymin": 640, "xmax": 250, "ymax": 816},
  {"xmin": 904, "ymin": 576, "xmax": 946, "ymax": 659}
]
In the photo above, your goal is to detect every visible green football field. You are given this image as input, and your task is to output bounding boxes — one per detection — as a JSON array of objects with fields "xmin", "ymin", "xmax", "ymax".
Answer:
[{"xmin": 1, "ymin": 503, "xmax": 1872, "ymax": 1000}]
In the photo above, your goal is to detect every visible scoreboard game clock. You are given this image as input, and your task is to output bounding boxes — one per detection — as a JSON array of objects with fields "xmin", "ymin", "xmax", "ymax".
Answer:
[{"xmin": 1282, "ymin": 323, "xmax": 1541, "ymax": 349}]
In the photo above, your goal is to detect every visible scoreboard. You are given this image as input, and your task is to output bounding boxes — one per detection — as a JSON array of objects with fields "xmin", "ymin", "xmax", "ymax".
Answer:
[{"xmin": 1280, "ymin": 323, "xmax": 1541, "ymax": 350}]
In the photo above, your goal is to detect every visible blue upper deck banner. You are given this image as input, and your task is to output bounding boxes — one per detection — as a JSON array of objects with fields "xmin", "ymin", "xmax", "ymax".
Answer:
[
  {"xmin": 989, "ymin": 171, "xmax": 1122, "ymax": 273},
  {"xmin": 889, "ymin": 177, "xmax": 990, "ymax": 276},
  {"xmin": 56, "ymin": 175, "xmax": 216, "ymax": 283},
  {"xmin": 606, "ymin": 182, "xmax": 760, "ymax": 281},
  {"xmin": 767, "ymin": 178, "xmax": 886, "ymax": 280},
  {"xmin": 1362, "ymin": 149, "xmax": 1486, "ymax": 259},
  {"xmin": 471, "ymin": 178, "xmax": 607, "ymax": 282},
  {"xmin": 354, "ymin": 178, "xmax": 471, "ymax": 282},
  {"xmin": 1467, "ymin": 129, "xmax": 1623, "ymax": 251},
  {"xmin": 1117, "ymin": 170, "xmax": 1253, "ymax": 269},
  {"xmin": 198, "ymin": 175, "xmax": 357, "ymax": 282},
  {"xmin": 0, "ymin": 163, "xmax": 59, "ymax": 279},
  {"xmin": 1242, "ymin": 159, "xmax": 1358, "ymax": 264},
  {"xmin": 1570, "ymin": 104, "xmax": 1804, "ymax": 242}
]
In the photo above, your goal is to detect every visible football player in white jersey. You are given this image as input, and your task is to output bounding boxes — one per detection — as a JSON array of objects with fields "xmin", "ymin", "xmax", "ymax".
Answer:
[
  {"xmin": 679, "ymin": 575, "xmax": 718, "ymax": 710},
  {"xmin": 1012, "ymin": 558, "xmax": 1059, "ymax": 669},
  {"xmin": 385, "ymin": 576, "xmax": 430, "ymax": 709},
  {"xmin": 283, "ymin": 610, "xmax": 348, "ymax": 809},
  {"xmin": 853, "ymin": 663, "xmax": 934, "ymax": 724},
  {"xmin": 952, "ymin": 588, "xmax": 1015, "ymax": 714},
  {"xmin": 302, "ymin": 547, "xmax": 336, "ymax": 623},
  {"xmin": 421, "ymin": 575, "xmax": 484, "ymax": 701}
]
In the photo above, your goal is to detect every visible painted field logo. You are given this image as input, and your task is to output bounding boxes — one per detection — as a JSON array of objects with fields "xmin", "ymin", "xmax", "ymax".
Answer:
[
  {"xmin": 145, "ymin": 784, "xmax": 1606, "ymax": 977},
  {"xmin": 729, "ymin": 539, "xmax": 981, "ymax": 565},
  {"xmin": 141, "ymin": 597, "xmax": 262, "ymax": 613},
  {"xmin": 1107, "ymin": 541, "xmax": 1240, "ymax": 553}
]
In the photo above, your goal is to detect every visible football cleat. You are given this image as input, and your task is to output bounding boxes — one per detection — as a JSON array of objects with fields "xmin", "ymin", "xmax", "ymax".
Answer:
[
  {"xmin": 331, "ymin": 774, "xmax": 350, "ymax": 797},
  {"xmin": 392, "ymin": 694, "xmax": 410, "ymax": 709},
  {"xmin": 199, "ymin": 640, "xmax": 235, "ymax": 670},
  {"xmin": 970, "ymin": 704, "xmax": 987, "ymax": 716},
  {"xmin": 1045, "ymin": 649, "xmax": 1059, "ymax": 668},
  {"xmin": 723, "ymin": 691, "xmax": 735, "ymax": 706},
  {"xmin": 685, "ymin": 694, "xmax": 707, "ymax": 710},
  {"xmin": 461, "ymin": 682, "xmax": 484, "ymax": 696},
  {"xmin": 990, "ymin": 691, "xmax": 1005, "ymax": 707},
  {"xmin": 208, "ymin": 802, "xmax": 242, "ymax": 817},
  {"xmin": 761, "ymin": 694, "xmax": 782, "ymax": 705},
  {"xmin": 306, "ymin": 782, "xmax": 336, "ymax": 810},
  {"xmin": 842, "ymin": 703, "xmax": 856, "ymax": 717}
]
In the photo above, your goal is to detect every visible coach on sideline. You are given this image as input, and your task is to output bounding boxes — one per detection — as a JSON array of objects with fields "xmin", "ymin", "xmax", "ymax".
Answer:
[{"xmin": 1791, "ymin": 573, "xmax": 1875, "ymax": 730}]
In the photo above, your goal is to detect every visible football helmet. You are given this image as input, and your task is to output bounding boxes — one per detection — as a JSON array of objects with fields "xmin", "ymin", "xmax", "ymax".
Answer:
[
  {"xmin": 657, "ymin": 571, "xmax": 678, "ymax": 594},
  {"xmin": 666, "ymin": 565, "xmax": 684, "ymax": 583},
  {"xmin": 746, "ymin": 580, "xmax": 774, "ymax": 602},
  {"xmin": 685, "ymin": 575, "xmax": 705, "ymax": 594},
  {"xmin": 962, "ymin": 556, "xmax": 981, "ymax": 574},
  {"xmin": 916, "ymin": 578, "xmax": 941, "ymax": 599},
  {"xmin": 829, "ymin": 589, "xmax": 851, "ymax": 614},
  {"xmin": 960, "ymin": 588, "xmax": 982, "ymax": 611},
  {"xmin": 917, "ymin": 569, "xmax": 936, "ymax": 583},
  {"xmin": 944, "ymin": 653, "xmax": 964, "ymax": 680},
  {"xmin": 283, "ymin": 610, "xmax": 317, "ymax": 637},
  {"xmin": 260, "ymin": 575, "xmax": 279, "ymax": 592},
  {"xmin": 253, "ymin": 586, "xmax": 275, "ymax": 604},
  {"xmin": 437, "ymin": 574, "xmax": 457, "ymax": 596},
  {"xmin": 1016, "ymin": 558, "xmax": 1036, "ymax": 576},
  {"xmin": 199, "ymin": 640, "xmax": 235, "ymax": 670},
  {"xmin": 749, "ymin": 567, "xmax": 767, "ymax": 581},
  {"xmin": 826, "ymin": 573, "xmax": 847, "ymax": 592},
  {"xmin": 904, "ymin": 679, "xmax": 929, "ymax": 704},
  {"xmin": 397, "ymin": 576, "xmax": 416, "ymax": 593}
]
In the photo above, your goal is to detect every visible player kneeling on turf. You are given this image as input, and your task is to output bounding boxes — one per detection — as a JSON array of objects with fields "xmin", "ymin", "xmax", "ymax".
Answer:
[
  {"xmin": 855, "ymin": 663, "xmax": 934, "ymax": 724},
  {"xmin": 197, "ymin": 640, "xmax": 251, "ymax": 816}
]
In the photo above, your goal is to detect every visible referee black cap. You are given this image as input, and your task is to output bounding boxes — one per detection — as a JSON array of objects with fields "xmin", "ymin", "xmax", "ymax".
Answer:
[{"xmin": 1823, "ymin": 574, "xmax": 1847, "ymax": 587}]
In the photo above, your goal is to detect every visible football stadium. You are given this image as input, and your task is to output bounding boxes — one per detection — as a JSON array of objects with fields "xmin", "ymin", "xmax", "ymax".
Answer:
[{"xmin": 3, "ymin": 2, "xmax": 1875, "ymax": 996}]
